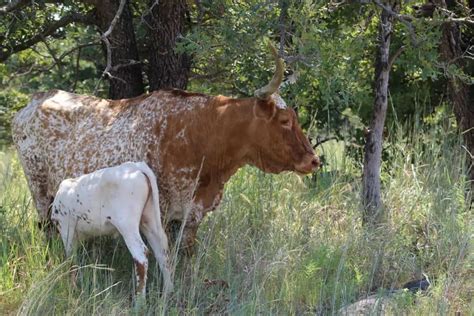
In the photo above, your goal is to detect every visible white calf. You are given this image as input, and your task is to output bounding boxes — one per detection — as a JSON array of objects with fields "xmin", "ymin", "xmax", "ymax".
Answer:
[{"xmin": 51, "ymin": 161, "xmax": 173, "ymax": 296}]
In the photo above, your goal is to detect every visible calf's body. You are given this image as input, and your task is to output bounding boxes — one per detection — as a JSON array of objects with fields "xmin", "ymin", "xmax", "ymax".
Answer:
[{"xmin": 51, "ymin": 161, "xmax": 172, "ymax": 296}]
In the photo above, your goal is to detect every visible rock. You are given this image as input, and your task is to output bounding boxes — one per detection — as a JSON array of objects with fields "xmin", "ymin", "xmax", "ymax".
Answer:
[{"xmin": 338, "ymin": 294, "xmax": 391, "ymax": 315}]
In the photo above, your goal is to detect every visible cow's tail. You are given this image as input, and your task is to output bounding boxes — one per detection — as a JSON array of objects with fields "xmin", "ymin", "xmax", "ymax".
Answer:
[{"xmin": 135, "ymin": 162, "xmax": 173, "ymax": 295}]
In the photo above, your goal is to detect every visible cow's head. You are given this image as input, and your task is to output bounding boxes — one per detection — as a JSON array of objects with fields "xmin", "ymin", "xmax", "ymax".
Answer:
[{"xmin": 246, "ymin": 43, "xmax": 320, "ymax": 174}]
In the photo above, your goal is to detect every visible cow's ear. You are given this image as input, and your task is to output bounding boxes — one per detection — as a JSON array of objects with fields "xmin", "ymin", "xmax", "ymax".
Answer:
[{"xmin": 254, "ymin": 99, "xmax": 276, "ymax": 120}]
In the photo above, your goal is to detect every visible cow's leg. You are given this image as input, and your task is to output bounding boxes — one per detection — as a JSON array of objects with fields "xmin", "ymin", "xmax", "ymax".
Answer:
[
  {"xmin": 17, "ymin": 153, "xmax": 52, "ymax": 224},
  {"xmin": 140, "ymin": 202, "xmax": 173, "ymax": 295},
  {"xmin": 113, "ymin": 223, "xmax": 149, "ymax": 298},
  {"xmin": 181, "ymin": 224, "xmax": 199, "ymax": 256}
]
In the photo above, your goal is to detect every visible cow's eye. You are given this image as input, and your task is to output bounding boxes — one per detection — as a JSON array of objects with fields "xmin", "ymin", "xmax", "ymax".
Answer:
[{"xmin": 280, "ymin": 119, "xmax": 291, "ymax": 128}]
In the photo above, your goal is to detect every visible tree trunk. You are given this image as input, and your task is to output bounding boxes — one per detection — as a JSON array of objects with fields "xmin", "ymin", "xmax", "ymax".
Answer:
[
  {"xmin": 93, "ymin": 0, "xmax": 144, "ymax": 99},
  {"xmin": 362, "ymin": 8, "xmax": 393, "ymax": 225},
  {"xmin": 147, "ymin": 0, "xmax": 191, "ymax": 90},
  {"xmin": 432, "ymin": 0, "xmax": 474, "ymax": 197}
]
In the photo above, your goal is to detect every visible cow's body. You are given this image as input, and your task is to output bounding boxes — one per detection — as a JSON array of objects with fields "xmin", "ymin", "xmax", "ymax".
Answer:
[
  {"xmin": 51, "ymin": 161, "xmax": 172, "ymax": 296},
  {"xmin": 13, "ymin": 45, "xmax": 320, "ymax": 253}
]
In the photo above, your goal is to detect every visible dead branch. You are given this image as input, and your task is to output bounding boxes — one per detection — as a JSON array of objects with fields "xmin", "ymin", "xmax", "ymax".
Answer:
[
  {"xmin": 99, "ymin": 0, "xmax": 125, "ymax": 78},
  {"xmin": 94, "ymin": 0, "xmax": 127, "ymax": 91},
  {"xmin": 445, "ymin": 16, "xmax": 474, "ymax": 26}
]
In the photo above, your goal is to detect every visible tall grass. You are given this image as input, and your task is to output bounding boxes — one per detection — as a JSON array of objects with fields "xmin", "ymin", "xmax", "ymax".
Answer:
[{"xmin": 0, "ymin": 123, "xmax": 472, "ymax": 315}]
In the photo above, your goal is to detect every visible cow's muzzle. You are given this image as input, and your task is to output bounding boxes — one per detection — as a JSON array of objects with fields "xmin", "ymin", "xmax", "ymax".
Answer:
[{"xmin": 295, "ymin": 155, "xmax": 320, "ymax": 174}]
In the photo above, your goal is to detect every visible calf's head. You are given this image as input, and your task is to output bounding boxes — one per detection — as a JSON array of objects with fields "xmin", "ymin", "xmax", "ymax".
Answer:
[{"xmin": 246, "ymin": 43, "xmax": 320, "ymax": 174}]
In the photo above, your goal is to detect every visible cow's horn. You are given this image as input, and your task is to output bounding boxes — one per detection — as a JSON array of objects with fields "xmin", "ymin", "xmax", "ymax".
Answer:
[{"xmin": 254, "ymin": 42, "xmax": 285, "ymax": 100}]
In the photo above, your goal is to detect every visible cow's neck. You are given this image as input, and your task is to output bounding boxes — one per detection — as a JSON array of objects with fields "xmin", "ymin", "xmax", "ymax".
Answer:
[
  {"xmin": 179, "ymin": 96, "xmax": 255, "ymax": 214},
  {"xmin": 199, "ymin": 96, "xmax": 254, "ymax": 186}
]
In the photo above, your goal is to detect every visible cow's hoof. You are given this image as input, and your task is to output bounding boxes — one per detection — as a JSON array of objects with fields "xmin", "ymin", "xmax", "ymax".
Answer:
[{"xmin": 203, "ymin": 278, "xmax": 229, "ymax": 289}]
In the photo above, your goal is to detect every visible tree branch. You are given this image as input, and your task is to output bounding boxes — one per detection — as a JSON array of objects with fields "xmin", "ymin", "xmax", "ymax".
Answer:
[
  {"xmin": 0, "ymin": 11, "xmax": 95, "ymax": 62},
  {"xmin": 95, "ymin": 0, "xmax": 127, "ymax": 91},
  {"xmin": 40, "ymin": 41, "xmax": 100, "ymax": 73},
  {"xmin": 41, "ymin": 36, "xmax": 63, "ymax": 71},
  {"xmin": 313, "ymin": 136, "xmax": 338, "ymax": 148},
  {"xmin": 0, "ymin": 0, "xmax": 30, "ymax": 15},
  {"xmin": 0, "ymin": 0, "xmax": 64, "ymax": 15},
  {"xmin": 372, "ymin": 0, "xmax": 418, "ymax": 46},
  {"xmin": 388, "ymin": 45, "xmax": 406, "ymax": 68},
  {"xmin": 72, "ymin": 46, "xmax": 82, "ymax": 92}
]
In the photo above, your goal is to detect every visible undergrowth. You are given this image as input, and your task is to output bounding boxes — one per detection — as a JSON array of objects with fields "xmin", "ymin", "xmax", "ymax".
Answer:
[{"xmin": 0, "ymin": 123, "xmax": 472, "ymax": 315}]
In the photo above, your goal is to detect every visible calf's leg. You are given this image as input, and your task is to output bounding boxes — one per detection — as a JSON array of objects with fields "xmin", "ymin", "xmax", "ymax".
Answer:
[
  {"xmin": 140, "ymin": 207, "xmax": 173, "ymax": 295},
  {"xmin": 114, "ymin": 223, "xmax": 149, "ymax": 298},
  {"xmin": 57, "ymin": 219, "xmax": 77, "ymax": 258}
]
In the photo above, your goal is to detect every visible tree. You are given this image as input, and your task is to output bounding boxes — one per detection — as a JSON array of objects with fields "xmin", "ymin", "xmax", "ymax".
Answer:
[
  {"xmin": 431, "ymin": 0, "xmax": 474, "ymax": 197},
  {"xmin": 146, "ymin": 0, "xmax": 191, "ymax": 90},
  {"xmin": 88, "ymin": 0, "xmax": 144, "ymax": 99},
  {"xmin": 362, "ymin": 2, "xmax": 397, "ymax": 225}
]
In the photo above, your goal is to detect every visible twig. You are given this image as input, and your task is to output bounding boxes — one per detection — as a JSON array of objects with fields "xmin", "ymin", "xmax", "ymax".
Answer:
[
  {"xmin": 95, "ymin": 0, "xmax": 127, "ymax": 93},
  {"xmin": 446, "ymin": 16, "xmax": 474, "ymax": 26},
  {"xmin": 139, "ymin": 0, "xmax": 160, "ymax": 29},
  {"xmin": 388, "ymin": 45, "xmax": 406, "ymax": 68},
  {"xmin": 72, "ymin": 46, "xmax": 81, "ymax": 92},
  {"xmin": 40, "ymin": 36, "xmax": 63, "ymax": 71},
  {"xmin": 58, "ymin": 41, "xmax": 100, "ymax": 61},
  {"xmin": 314, "ymin": 136, "xmax": 338, "ymax": 148},
  {"xmin": 28, "ymin": 41, "xmax": 99, "ymax": 75}
]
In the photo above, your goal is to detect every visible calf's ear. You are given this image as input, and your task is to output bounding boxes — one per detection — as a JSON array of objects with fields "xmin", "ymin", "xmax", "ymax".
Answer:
[{"xmin": 253, "ymin": 99, "xmax": 276, "ymax": 121}]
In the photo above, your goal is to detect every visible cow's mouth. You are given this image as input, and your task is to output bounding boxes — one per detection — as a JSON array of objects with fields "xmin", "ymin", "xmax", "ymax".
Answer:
[{"xmin": 294, "ymin": 155, "xmax": 320, "ymax": 174}]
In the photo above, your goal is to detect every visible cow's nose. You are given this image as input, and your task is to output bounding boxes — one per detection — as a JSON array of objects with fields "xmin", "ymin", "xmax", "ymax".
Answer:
[{"xmin": 311, "ymin": 156, "xmax": 321, "ymax": 169}]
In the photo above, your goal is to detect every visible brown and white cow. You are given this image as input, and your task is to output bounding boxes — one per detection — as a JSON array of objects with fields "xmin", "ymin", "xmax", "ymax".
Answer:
[{"xmin": 12, "ymin": 44, "xmax": 320, "ymax": 253}]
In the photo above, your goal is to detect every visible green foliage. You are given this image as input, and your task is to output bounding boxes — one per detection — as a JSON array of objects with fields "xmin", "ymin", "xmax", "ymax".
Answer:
[
  {"xmin": 0, "ymin": 22, "xmax": 100, "ymax": 142},
  {"xmin": 0, "ymin": 89, "xmax": 28, "ymax": 145}
]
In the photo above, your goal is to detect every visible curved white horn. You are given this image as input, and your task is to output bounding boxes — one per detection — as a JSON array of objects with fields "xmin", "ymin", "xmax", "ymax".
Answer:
[{"xmin": 254, "ymin": 42, "xmax": 285, "ymax": 99}]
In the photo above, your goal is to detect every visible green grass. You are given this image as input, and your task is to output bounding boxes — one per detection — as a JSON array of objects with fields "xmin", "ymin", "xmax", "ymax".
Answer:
[{"xmin": 0, "ymin": 124, "xmax": 472, "ymax": 315}]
